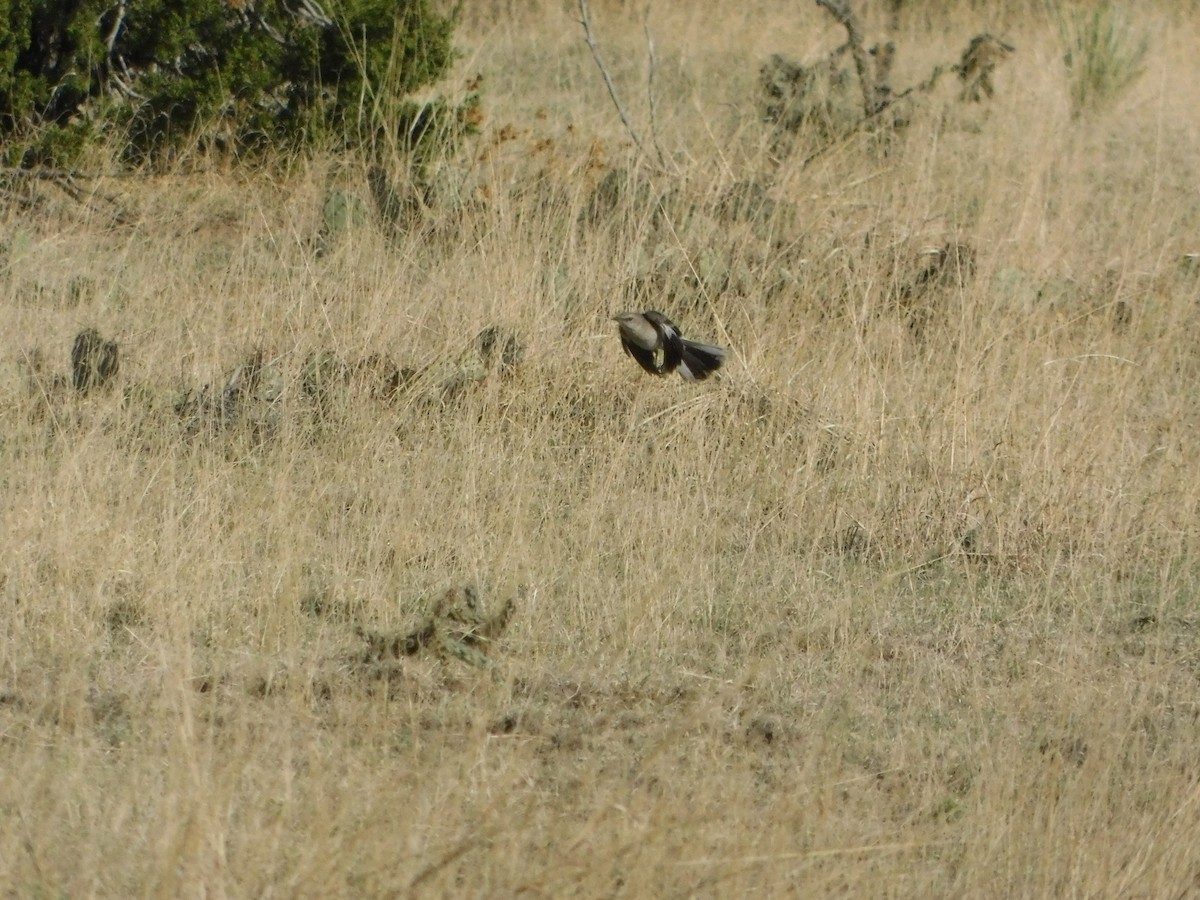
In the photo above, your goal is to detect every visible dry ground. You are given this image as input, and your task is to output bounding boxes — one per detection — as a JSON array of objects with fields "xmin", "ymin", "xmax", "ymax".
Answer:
[{"xmin": 3, "ymin": 0, "xmax": 1200, "ymax": 895}]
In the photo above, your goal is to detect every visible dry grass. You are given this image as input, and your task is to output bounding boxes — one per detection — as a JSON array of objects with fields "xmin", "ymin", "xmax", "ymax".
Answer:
[{"xmin": 3, "ymin": 1, "xmax": 1200, "ymax": 895}]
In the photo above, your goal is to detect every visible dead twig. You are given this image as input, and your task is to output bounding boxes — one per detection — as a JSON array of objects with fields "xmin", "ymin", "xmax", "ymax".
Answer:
[
  {"xmin": 815, "ymin": 0, "xmax": 885, "ymax": 117},
  {"xmin": 795, "ymin": 30, "xmax": 1007, "ymax": 171},
  {"xmin": 103, "ymin": 2, "xmax": 126, "ymax": 55},
  {"xmin": 795, "ymin": 83, "xmax": 913, "ymax": 169},
  {"xmin": 0, "ymin": 168, "xmax": 129, "ymax": 224},
  {"xmin": 578, "ymin": 0, "xmax": 653, "ymax": 164},
  {"xmin": 642, "ymin": 7, "xmax": 668, "ymax": 170},
  {"xmin": 407, "ymin": 831, "xmax": 494, "ymax": 891}
]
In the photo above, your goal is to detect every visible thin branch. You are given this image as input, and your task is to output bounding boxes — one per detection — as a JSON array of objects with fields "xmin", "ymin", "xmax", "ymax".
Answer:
[
  {"xmin": 0, "ymin": 168, "xmax": 129, "ymax": 223},
  {"xmin": 284, "ymin": 0, "xmax": 333, "ymax": 28},
  {"xmin": 0, "ymin": 167, "xmax": 137, "ymax": 180},
  {"xmin": 578, "ymin": 0, "xmax": 651, "ymax": 161},
  {"xmin": 108, "ymin": 69, "xmax": 147, "ymax": 101},
  {"xmin": 815, "ymin": 0, "xmax": 884, "ymax": 117},
  {"xmin": 104, "ymin": 2, "xmax": 126, "ymax": 55},
  {"xmin": 795, "ymin": 59, "xmax": 951, "ymax": 170},
  {"xmin": 794, "ymin": 106, "xmax": 880, "ymax": 169},
  {"xmin": 642, "ymin": 8, "xmax": 668, "ymax": 170},
  {"xmin": 246, "ymin": 10, "xmax": 287, "ymax": 45}
]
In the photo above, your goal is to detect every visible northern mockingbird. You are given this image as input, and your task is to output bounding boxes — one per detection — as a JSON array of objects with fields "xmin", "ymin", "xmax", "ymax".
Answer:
[{"xmin": 613, "ymin": 310, "xmax": 727, "ymax": 381}]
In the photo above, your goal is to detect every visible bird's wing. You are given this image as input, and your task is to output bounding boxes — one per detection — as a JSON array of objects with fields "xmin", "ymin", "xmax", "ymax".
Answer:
[
  {"xmin": 643, "ymin": 312, "xmax": 684, "ymax": 373},
  {"xmin": 621, "ymin": 334, "xmax": 664, "ymax": 375},
  {"xmin": 659, "ymin": 329, "xmax": 684, "ymax": 373}
]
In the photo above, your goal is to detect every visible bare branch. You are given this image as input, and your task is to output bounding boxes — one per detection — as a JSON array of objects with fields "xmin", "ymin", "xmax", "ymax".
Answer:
[
  {"xmin": 284, "ymin": 0, "xmax": 333, "ymax": 28},
  {"xmin": 0, "ymin": 168, "xmax": 129, "ymax": 223},
  {"xmin": 578, "ymin": 0, "xmax": 651, "ymax": 161},
  {"xmin": 642, "ymin": 8, "xmax": 669, "ymax": 170},
  {"xmin": 104, "ymin": 2, "xmax": 126, "ymax": 55},
  {"xmin": 108, "ymin": 69, "xmax": 147, "ymax": 102},
  {"xmin": 815, "ymin": 0, "xmax": 885, "ymax": 117}
]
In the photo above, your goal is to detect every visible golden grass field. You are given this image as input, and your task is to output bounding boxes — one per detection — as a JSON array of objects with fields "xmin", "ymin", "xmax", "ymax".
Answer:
[{"xmin": 3, "ymin": 0, "xmax": 1200, "ymax": 895}]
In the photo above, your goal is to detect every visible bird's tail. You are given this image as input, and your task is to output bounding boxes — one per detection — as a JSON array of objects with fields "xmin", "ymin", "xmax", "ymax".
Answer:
[{"xmin": 678, "ymin": 340, "xmax": 727, "ymax": 381}]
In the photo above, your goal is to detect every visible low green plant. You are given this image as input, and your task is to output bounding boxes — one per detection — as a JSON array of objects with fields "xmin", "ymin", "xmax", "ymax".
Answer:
[{"xmin": 1060, "ymin": 1, "xmax": 1149, "ymax": 116}]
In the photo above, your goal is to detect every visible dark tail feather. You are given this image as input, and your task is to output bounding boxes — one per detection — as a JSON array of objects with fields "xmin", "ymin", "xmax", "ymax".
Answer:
[{"xmin": 678, "ymin": 340, "xmax": 727, "ymax": 381}]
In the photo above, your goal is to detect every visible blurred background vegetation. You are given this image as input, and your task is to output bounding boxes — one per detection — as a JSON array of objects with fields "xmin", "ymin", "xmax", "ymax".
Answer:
[{"xmin": 0, "ymin": 0, "xmax": 470, "ymax": 166}]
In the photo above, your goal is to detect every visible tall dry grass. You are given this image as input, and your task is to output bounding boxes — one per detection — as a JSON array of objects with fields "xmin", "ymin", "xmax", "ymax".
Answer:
[{"xmin": 2, "ymin": 0, "xmax": 1200, "ymax": 895}]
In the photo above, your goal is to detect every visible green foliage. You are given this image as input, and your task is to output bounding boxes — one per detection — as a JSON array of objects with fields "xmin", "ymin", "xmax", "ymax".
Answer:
[
  {"xmin": 323, "ymin": 188, "xmax": 370, "ymax": 235},
  {"xmin": 0, "ymin": 0, "xmax": 463, "ymax": 166},
  {"xmin": 1059, "ymin": 1, "xmax": 1149, "ymax": 117}
]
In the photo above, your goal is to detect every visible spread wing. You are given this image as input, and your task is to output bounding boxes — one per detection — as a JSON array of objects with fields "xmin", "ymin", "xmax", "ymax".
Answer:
[
  {"xmin": 642, "ymin": 312, "xmax": 683, "ymax": 374},
  {"xmin": 620, "ymin": 334, "xmax": 664, "ymax": 375},
  {"xmin": 659, "ymin": 330, "xmax": 684, "ymax": 373}
]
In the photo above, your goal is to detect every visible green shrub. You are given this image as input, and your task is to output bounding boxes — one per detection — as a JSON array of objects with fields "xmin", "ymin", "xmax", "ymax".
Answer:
[
  {"xmin": 1060, "ymin": 1, "xmax": 1149, "ymax": 117},
  {"xmin": 0, "ymin": 0, "xmax": 463, "ymax": 166}
]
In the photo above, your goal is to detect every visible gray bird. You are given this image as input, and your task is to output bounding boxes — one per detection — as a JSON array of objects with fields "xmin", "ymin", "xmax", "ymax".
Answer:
[{"xmin": 613, "ymin": 310, "xmax": 727, "ymax": 381}]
